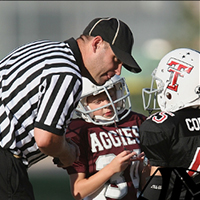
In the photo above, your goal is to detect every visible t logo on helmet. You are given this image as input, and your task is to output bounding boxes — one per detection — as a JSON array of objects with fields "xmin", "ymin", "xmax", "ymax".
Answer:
[{"xmin": 167, "ymin": 58, "xmax": 193, "ymax": 92}]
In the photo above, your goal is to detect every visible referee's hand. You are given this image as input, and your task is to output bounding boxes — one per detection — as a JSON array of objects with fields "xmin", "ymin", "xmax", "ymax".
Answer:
[{"xmin": 53, "ymin": 138, "xmax": 80, "ymax": 168}]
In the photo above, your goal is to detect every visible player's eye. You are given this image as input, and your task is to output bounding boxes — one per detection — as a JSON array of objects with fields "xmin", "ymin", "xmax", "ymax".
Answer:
[{"xmin": 93, "ymin": 99, "xmax": 102, "ymax": 104}]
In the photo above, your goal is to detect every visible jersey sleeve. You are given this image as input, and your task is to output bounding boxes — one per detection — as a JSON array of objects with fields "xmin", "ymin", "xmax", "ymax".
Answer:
[
  {"xmin": 65, "ymin": 119, "xmax": 89, "ymax": 175},
  {"xmin": 140, "ymin": 113, "xmax": 173, "ymax": 167},
  {"xmin": 34, "ymin": 73, "xmax": 82, "ymax": 135}
]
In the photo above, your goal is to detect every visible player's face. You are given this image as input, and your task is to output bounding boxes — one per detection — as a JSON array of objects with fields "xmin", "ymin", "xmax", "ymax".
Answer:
[
  {"xmin": 87, "ymin": 88, "xmax": 116, "ymax": 119},
  {"xmin": 89, "ymin": 41, "xmax": 123, "ymax": 85}
]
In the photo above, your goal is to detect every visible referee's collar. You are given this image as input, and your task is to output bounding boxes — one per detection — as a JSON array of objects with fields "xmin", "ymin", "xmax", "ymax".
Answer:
[
  {"xmin": 65, "ymin": 37, "xmax": 84, "ymax": 72},
  {"xmin": 65, "ymin": 37, "xmax": 98, "ymax": 85}
]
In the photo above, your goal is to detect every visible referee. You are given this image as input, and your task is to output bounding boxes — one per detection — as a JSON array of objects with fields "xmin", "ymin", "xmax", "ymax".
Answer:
[{"xmin": 0, "ymin": 17, "xmax": 141, "ymax": 199}]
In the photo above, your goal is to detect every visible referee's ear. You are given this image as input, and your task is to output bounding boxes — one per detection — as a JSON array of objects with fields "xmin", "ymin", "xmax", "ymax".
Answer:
[{"xmin": 91, "ymin": 36, "xmax": 103, "ymax": 53}]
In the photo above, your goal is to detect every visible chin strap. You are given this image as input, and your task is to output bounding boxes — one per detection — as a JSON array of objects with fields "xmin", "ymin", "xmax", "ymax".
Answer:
[{"xmin": 93, "ymin": 114, "xmax": 116, "ymax": 124}]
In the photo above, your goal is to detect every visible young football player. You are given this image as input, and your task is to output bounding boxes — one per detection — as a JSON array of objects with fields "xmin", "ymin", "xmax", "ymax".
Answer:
[
  {"xmin": 64, "ymin": 75, "xmax": 148, "ymax": 200},
  {"xmin": 140, "ymin": 48, "xmax": 200, "ymax": 200}
]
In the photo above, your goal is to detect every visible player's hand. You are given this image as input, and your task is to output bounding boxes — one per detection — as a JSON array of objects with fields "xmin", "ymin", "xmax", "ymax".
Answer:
[
  {"xmin": 53, "ymin": 138, "xmax": 80, "ymax": 168},
  {"xmin": 131, "ymin": 151, "xmax": 145, "ymax": 161},
  {"xmin": 108, "ymin": 150, "xmax": 137, "ymax": 173}
]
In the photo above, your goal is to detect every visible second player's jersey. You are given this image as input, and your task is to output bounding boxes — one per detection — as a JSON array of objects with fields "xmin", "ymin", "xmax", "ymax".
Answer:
[
  {"xmin": 140, "ymin": 108, "xmax": 200, "ymax": 199},
  {"xmin": 140, "ymin": 108, "xmax": 200, "ymax": 173},
  {"xmin": 66, "ymin": 111, "xmax": 146, "ymax": 200}
]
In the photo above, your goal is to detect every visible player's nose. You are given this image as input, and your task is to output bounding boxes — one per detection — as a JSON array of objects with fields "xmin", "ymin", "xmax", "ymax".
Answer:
[{"xmin": 103, "ymin": 99, "xmax": 112, "ymax": 108}]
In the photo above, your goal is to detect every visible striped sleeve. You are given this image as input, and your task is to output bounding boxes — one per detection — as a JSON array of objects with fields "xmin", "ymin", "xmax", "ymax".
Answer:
[{"xmin": 34, "ymin": 72, "xmax": 82, "ymax": 135}]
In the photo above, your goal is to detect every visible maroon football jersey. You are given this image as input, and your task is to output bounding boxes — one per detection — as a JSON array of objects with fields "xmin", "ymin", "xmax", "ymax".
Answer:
[{"xmin": 66, "ymin": 111, "xmax": 146, "ymax": 200}]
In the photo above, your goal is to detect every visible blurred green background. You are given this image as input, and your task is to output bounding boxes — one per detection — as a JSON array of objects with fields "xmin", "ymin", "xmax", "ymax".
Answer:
[
  {"xmin": 0, "ymin": 1, "xmax": 199, "ymax": 199},
  {"xmin": 29, "ymin": 158, "xmax": 74, "ymax": 200}
]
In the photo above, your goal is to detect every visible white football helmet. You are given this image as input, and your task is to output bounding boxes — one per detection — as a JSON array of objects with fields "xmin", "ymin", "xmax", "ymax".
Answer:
[
  {"xmin": 76, "ymin": 75, "xmax": 131, "ymax": 125},
  {"xmin": 142, "ymin": 48, "xmax": 200, "ymax": 113}
]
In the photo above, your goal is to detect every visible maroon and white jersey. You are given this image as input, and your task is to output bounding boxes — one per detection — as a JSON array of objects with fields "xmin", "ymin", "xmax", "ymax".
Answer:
[{"xmin": 66, "ymin": 111, "xmax": 146, "ymax": 200}]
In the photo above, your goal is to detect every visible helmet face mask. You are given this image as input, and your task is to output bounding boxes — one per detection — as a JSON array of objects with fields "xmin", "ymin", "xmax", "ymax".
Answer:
[
  {"xmin": 142, "ymin": 68, "xmax": 163, "ymax": 112},
  {"xmin": 76, "ymin": 75, "xmax": 131, "ymax": 125},
  {"xmin": 142, "ymin": 48, "xmax": 200, "ymax": 113}
]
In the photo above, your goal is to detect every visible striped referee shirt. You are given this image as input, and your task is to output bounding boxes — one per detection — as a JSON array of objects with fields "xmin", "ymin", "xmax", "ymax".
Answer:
[{"xmin": 0, "ymin": 38, "xmax": 83, "ymax": 167}]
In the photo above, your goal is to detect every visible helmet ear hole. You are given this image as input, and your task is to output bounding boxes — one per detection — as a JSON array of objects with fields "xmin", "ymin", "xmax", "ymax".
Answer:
[{"xmin": 166, "ymin": 92, "xmax": 172, "ymax": 100}]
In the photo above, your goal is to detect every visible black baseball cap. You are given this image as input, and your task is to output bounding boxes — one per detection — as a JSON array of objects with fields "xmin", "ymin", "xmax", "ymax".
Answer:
[{"xmin": 83, "ymin": 17, "xmax": 141, "ymax": 73}]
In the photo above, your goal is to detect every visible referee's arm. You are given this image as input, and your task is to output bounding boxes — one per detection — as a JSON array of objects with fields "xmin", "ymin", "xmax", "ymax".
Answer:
[{"xmin": 34, "ymin": 127, "xmax": 80, "ymax": 167}]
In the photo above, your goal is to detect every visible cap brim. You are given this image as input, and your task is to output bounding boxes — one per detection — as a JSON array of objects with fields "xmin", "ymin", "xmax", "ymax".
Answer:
[{"xmin": 111, "ymin": 46, "xmax": 141, "ymax": 73}]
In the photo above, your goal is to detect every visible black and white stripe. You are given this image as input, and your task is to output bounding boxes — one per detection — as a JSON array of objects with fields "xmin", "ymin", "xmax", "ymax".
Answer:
[{"xmin": 0, "ymin": 40, "xmax": 82, "ymax": 167}]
